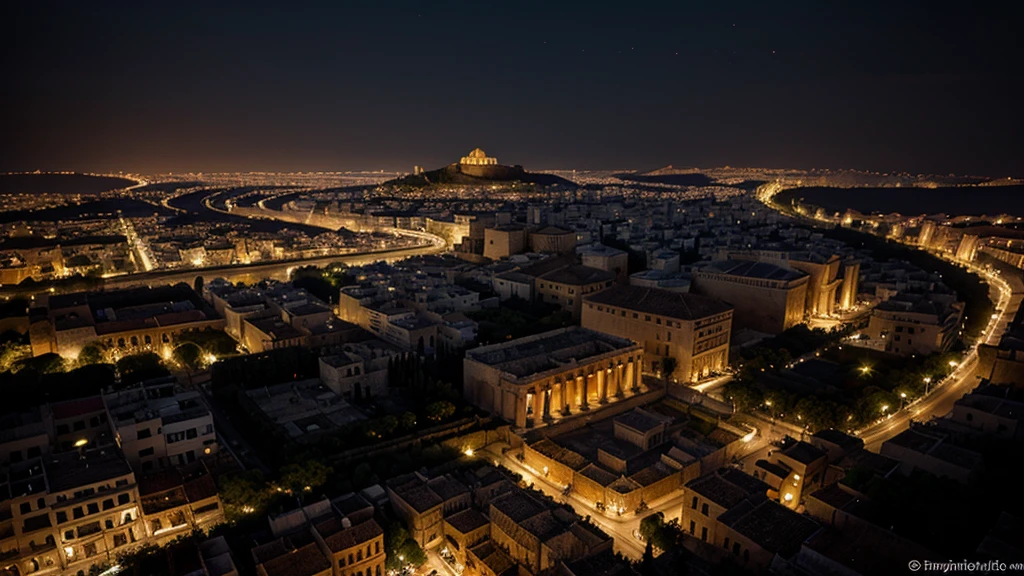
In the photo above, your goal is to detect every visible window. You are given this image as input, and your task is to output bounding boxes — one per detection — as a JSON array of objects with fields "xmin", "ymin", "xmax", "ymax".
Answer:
[
  {"xmin": 105, "ymin": 519, "xmax": 114, "ymax": 530},
  {"xmin": 701, "ymin": 503, "xmax": 709, "ymax": 516},
  {"xmin": 20, "ymin": 502, "xmax": 31, "ymax": 515},
  {"xmin": 87, "ymin": 503, "xmax": 99, "ymax": 515},
  {"xmin": 724, "ymin": 537, "xmax": 730, "ymax": 549},
  {"xmin": 57, "ymin": 512, "xmax": 68, "ymax": 524},
  {"xmin": 691, "ymin": 497, "xmax": 698, "ymax": 509},
  {"xmin": 103, "ymin": 499, "xmax": 115, "ymax": 510},
  {"xmin": 186, "ymin": 428, "xmax": 197, "ymax": 439},
  {"xmin": 375, "ymin": 541, "xmax": 380, "ymax": 554},
  {"xmin": 84, "ymin": 543, "xmax": 98, "ymax": 558},
  {"xmin": 139, "ymin": 447, "xmax": 154, "ymax": 458},
  {"xmin": 118, "ymin": 493, "xmax": 130, "ymax": 505},
  {"xmin": 64, "ymin": 529, "xmax": 75, "ymax": 541},
  {"xmin": 689, "ymin": 521, "xmax": 695, "ymax": 534},
  {"xmin": 701, "ymin": 527, "xmax": 708, "ymax": 541},
  {"xmin": 73, "ymin": 507, "xmax": 84, "ymax": 519},
  {"xmin": 73, "ymin": 420, "xmax": 86, "ymax": 431},
  {"xmin": 113, "ymin": 533, "xmax": 128, "ymax": 548},
  {"xmin": 339, "ymin": 558, "xmax": 346, "ymax": 568},
  {"xmin": 90, "ymin": 416, "xmax": 100, "ymax": 428},
  {"xmin": 137, "ymin": 428, "xmax": 152, "ymax": 440},
  {"xmin": 57, "ymin": 424, "xmax": 70, "ymax": 435},
  {"xmin": 733, "ymin": 542, "xmax": 740, "ymax": 555}
]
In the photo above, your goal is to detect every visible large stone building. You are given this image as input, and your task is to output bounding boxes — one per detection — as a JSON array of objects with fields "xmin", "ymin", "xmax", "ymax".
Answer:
[
  {"xmin": 718, "ymin": 248, "xmax": 845, "ymax": 317},
  {"xmin": 29, "ymin": 285, "xmax": 225, "ymax": 359},
  {"xmin": 483, "ymin": 225, "xmax": 526, "ymax": 261},
  {"xmin": 463, "ymin": 327, "xmax": 643, "ymax": 429},
  {"xmin": 864, "ymin": 293, "xmax": 964, "ymax": 356},
  {"xmin": 529, "ymin": 226, "xmax": 576, "ymax": 255},
  {"xmin": 692, "ymin": 260, "xmax": 808, "ymax": 334},
  {"xmin": 536, "ymin": 265, "xmax": 615, "ymax": 320},
  {"xmin": 581, "ymin": 285, "xmax": 732, "ymax": 382}
]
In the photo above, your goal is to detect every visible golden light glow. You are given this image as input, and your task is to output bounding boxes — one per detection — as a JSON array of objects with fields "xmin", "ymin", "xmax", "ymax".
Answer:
[{"xmin": 73, "ymin": 438, "xmax": 89, "ymax": 448}]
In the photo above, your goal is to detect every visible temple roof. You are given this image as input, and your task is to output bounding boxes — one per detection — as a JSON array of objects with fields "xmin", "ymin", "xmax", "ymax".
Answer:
[{"xmin": 467, "ymin": 147, "xmax": 488, "ymax": 158}]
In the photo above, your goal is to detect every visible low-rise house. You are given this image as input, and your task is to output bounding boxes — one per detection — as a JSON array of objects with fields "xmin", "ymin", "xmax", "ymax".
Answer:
[{"xmin": 880, "ymin": 426, "xmax": 983, "ymax": 484}]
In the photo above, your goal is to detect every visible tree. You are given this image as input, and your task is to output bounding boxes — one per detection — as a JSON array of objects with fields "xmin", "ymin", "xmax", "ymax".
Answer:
[
  {"xmin": 424, "ymin": 400, "xmax": 455, "ymax": 423},
  {"xmin": 280, "ymin": 459, "xmax": 331, "ymax": 494},
  {"xmin": 218, "ymin": 470, "xmax": 271, "ymax": 521},
  {"xmin": 173, "ymin": 342, "xmax": 204, "ymax": 370},
  {"xmin": 399, "ymin": 411, "xmax": 417, "ymax": 431},
  {"xmin": 640, "ymin": 541, "xmax": 656, "ymax": 576},
  {"xmin": 16, "ymin": 352, "xmax": 66, "ymax": 375},
  {"xmin": 397, "ymin": 538, "xmax": 427, "ymax": 567},
  {"xmin": 639, "ymin": 512, "xmax": 664, "ymax": 541},
  {"xmin": 77, "ymin": 342, "xmax": 106, "ymax": 366},
  {"xmin": 385, "ymin": 521, "xmax": 418, "ymax": 571},
  {"xmin": 116, "ymin": 352, "xmax": 168, "ymax": 384},
  {"xmin": 661, "ymin": 356, "xmax": 678, "ymax": 382},
  {"xmin": 0, "ymin": 339, "xmax": 30, "ymax": 372},
  {"xmin": 723, "ymin": 380, "xmax": 763, "ymax": 413},
  {"xmin": 378, "ymin": 415, "xmax": 399, "ymax": 436}
]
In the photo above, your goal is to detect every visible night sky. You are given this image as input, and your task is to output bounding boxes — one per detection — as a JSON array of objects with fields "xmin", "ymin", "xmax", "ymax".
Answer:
[{"xmin": 3, "ymin": 1, "xmax": 1022, "ymax": 176}]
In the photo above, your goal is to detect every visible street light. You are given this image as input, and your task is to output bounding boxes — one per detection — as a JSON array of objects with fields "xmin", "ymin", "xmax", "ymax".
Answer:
[{"xmin": 899, "ymin": 392, "xmax": 907, "ymax": 410}]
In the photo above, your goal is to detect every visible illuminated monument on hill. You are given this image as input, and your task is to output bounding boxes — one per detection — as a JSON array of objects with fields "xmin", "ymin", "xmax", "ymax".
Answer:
[
  {"xmin": 460, "ymin": 148, "xmax": 499, "ymax": 166},
  {"xmin": 455, "ymin": 148, "xmax": 517, "ymax": 179}
]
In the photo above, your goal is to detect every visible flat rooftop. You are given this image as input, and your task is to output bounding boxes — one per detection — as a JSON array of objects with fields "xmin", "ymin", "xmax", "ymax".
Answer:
[
  {"xmin": 700, "ymin": 260, "xmax": 807, "ymax": 282},
  {"xmin": 466, "ymin": 327, "xmax": 639, "ymax": 380},
  {"xmin": 585, "ymin": 285, "xmax": 731, "ymax": 321}
]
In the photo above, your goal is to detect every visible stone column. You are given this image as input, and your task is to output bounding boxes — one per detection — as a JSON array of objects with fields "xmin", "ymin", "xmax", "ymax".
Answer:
[
  {"xmin": 597, "ymin": 370, "xmax": 608, "ymax": 404},
  {"xmin": 552, "ymin": 383, "xmax": 563, "ymax": 416},
  {"xmin": 562, "ymin": 380, "xmax": 573, "ymax": 415},
  {"xmin": 543, "ymin": 389, "xmax": 552, "ymax": 421},
  {"xmin": 515, "ymin": 393, "xmax": 527, "ymax": 429},
  {"xmin": 626, "ymin": 361, "xmax": 637, "ymax": 394},
  {"xmin": 578, "ymin": 375, "xmax": 589, "ymax": 410},
  {"xmin": 532, "ymin": 390, "xmax": 544, "ymax": 427}
]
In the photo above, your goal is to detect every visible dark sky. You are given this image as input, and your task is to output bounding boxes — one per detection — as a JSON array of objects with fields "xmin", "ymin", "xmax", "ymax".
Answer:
[{"xmin": 3, "ymin": 1, "xmax": 1022, "ymax": 176}]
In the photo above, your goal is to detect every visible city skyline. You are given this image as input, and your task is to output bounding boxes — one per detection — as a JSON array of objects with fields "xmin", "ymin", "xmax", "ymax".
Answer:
[
  {"xmin": 3, "ymin": 3, "xmax": 1024, "ymax": 576},
  {"xmin": 3, "ymin": 1, "xmax": 1022, "ymax": 176}
]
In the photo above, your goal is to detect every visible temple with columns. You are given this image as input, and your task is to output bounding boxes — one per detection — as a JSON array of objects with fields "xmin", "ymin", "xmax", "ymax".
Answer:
[
  {"xmin": 459, "ymin": 147, "xmax": 499, "ymax": 166},
  {"xmin": 463, "ymin": 327, "xmax": 644, "ymax": 429}
]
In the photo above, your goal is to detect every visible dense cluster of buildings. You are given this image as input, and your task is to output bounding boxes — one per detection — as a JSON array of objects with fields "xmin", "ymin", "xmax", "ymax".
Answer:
[
  {"xmin": 0, "ymin": 378, "xmax": 224, "ymax": 575},
  {"xmin": 387, "ymin": 464, "xmax": 612, "ymax": 576}
]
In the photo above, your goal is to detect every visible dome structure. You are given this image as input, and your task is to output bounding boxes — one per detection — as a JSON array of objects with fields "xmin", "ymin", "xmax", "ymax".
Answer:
[{"xmin": 460, "ymin": 148, "xmax": 498, "ymax": 166}]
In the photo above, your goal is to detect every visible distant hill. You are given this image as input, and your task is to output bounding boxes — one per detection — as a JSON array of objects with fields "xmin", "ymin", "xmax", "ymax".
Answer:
[
  {"xmin": 0, "ymin": 173, "xmax": 138, "ymax": 195},
  {"xmin": 385, "ymin": 164, "xmax": 576, "ymax": 188},
  {"xmin": 613, "ymin": 170, "xmax": 713, "ymax": 187}
]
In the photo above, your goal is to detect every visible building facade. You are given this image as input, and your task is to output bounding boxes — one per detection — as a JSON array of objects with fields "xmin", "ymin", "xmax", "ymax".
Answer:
[
  {"xmin": 581, "ymin": 285, "xmax": 732, "ymax": 382},
  {"xmin": 463, "ymin": 328, "xmax": 643, "ymax": 429}
]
